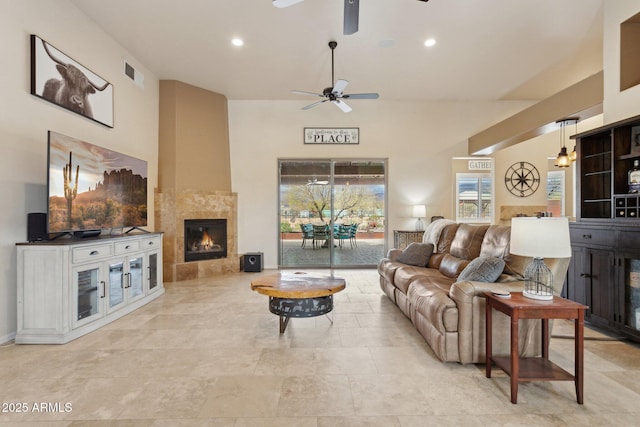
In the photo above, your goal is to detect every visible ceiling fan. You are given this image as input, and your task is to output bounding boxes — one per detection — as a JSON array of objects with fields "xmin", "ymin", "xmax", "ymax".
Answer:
[
  {"xmin": 292, "ymin": 41, "xmax": 379, "ymax": 113},
  {"xmin": 273, "ymin": 0, "xmax": 429, "ymax": 35}
]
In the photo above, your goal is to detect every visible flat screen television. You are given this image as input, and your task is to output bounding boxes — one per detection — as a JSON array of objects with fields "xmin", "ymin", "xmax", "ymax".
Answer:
[{"xmin": 47, "ymin": 131, "xmax": 148, "ymax": 236}]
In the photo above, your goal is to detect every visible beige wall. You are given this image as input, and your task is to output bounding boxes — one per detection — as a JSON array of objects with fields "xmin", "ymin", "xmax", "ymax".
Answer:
[
  {"xmin": 158, "ymin": 81, "xmax": 231, "ymax": 192},
  {"xmin": 492, "ymin": 115, "xmax": 603, "ymax": 223},
  {"xmin": 228, "ymin": 100, "xmax": 533, "ymax": 267},
  {"xmin": 0, "ymin": 0, "xmax": 159, "ymax": 341}
]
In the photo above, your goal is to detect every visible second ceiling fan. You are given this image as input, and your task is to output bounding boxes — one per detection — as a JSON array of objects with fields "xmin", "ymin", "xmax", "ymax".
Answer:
[
  {"xmin": 273, "ymin": 0, "xmax": 429, "ymax": 35},
  {"xmin": 292, "ymin": 41, "xmax": 379, "ymax": 113}
]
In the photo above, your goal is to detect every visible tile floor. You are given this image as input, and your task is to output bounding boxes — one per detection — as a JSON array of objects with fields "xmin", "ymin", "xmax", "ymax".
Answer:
[{"xmin": 1, "ymin": 269, "xmax": 640, "ymax": 426}]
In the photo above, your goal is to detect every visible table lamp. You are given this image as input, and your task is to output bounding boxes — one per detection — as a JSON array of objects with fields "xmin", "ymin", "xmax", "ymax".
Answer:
[
  {"xmin": 413, "ymin": 205, "xmax": 426, "ymax": 231},
  {"xmin": 510, "ymin": 217, "xmax": 571, "ymax": 300}
]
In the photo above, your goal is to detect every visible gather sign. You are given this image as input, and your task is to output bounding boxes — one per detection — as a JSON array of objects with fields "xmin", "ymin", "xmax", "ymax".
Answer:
[{"xmin": 304, "ymin": 128, "xmax": 359, "ymax": 144}]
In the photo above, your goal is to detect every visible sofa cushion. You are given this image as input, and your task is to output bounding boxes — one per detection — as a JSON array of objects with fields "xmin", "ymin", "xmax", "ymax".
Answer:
[
  {"xmin": 457, "ymin": 256, "xmax": 506, "ymax": 282},
  {"xmin": 427, "ymin": 252, "xmax": 446, "ymax": 269},
  {"xmin": 434, "ymin": 223, "xmax": 460, "ymax": 253},
  {"xmin": 438, "ymin": 253, "xmax": 470, "ymax": 278},
  {"xmin": 480, "ymin": 225, "xmax": 510, "ymax": 259},
  {"xmin": 396, "ymin": 242, "xmax": 434, "ymax": 267},
  {"xmin": 394, "ymin": 265, "xmax": 448, "ymax": 294},
  {"xmin": 449, "ymin": 224, "xmax": 490, "ymax": 260},
  {"xmin": 409, "ymin": 277, "xmax": 458, "ymax": 333},
  {"xmin": 377, "ymin": 259, "xmax": 404, "ymax": 285}
]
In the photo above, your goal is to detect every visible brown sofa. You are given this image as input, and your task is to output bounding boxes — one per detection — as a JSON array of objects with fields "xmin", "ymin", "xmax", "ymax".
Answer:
[{"xmin": 377, "ymin": 220, "xmax": 570, "ymax": 364}]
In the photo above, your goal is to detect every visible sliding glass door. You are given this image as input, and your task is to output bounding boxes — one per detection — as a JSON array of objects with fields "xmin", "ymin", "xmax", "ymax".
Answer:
[{"xmin": 278, "ymin": 159, "xmax": 387, "ymax": 268}]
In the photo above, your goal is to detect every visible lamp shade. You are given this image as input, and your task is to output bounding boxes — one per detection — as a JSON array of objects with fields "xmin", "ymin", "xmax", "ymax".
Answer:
[
  {"xmin": 510, "ymin": 217, "xmax": 571, "ymax": 258},
  {"xmin": 412, "ymin": 205, "xmax": 426, "ymax": 218}
]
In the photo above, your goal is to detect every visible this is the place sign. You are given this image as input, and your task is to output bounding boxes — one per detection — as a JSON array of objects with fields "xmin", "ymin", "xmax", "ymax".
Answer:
[{"xmin": 304, "ymin": 128, "xmax": 359, "ymax": 144}]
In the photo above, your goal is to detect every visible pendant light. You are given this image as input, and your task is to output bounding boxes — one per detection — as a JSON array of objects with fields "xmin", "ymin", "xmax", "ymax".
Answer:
[
  {"xmin": 556, "ymin": 118, "xmax": 578, "ymax": 168},
  {"xmin": 570, "ymin": 118, "xmax": 578, "ymax": 162}
]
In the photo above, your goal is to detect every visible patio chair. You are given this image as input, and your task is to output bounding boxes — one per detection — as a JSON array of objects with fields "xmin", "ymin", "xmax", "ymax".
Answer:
[
  {"xmin": 300, "ymin": 223, "xmax": 314, "ymax": 248},
  {"xmin": 312, "ymin": 224, "xmax": 329, "ymax": 248},
  {"xmin": 348, "ymin": 223, "xmax": 358, "ymax": 248},
  {"xmin": 335, "ymin": 224, "xmax": 351, "ymax": 248}
]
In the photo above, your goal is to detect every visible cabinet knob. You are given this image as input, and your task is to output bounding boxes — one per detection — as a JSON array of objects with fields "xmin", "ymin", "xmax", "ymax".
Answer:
[
  {"xmin": 125, "ymin": 245, "xmax": 131, "ymax": 250},
  {"xmin": 148, "ymin": 241, "xmax": 154, "ymax": 245},
  {"xmin": 90, "ymin": 250, "xmax": 99, "ymax": 256},
  {"xmin": 582, "ymin": 234, "xmax": 592, "ymax": 239}
]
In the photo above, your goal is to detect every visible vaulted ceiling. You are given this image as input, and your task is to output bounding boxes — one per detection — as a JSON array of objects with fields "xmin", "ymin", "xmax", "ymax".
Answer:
[{"xmin": 71, "ymin": 0, "xmax": 604, "ymax": 103}]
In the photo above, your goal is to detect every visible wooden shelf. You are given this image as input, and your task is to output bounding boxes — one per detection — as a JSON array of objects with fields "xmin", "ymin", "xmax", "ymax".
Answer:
[
  {"xmin": 492, "ymin": 356, "xmax": 575, "ymax": 382},
  {"xmin": 584, "ymin": 151, "xmax": 612, "ymax": 159},
  {"xmin": 618, "ymin": 153, "xmax": 640, "ymax": 160}
]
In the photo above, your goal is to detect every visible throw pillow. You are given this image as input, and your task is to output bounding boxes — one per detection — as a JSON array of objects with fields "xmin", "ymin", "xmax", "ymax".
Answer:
[
  {"xmin": 396, "ymin": 243, "xmax": 434, "ymax": 267},
  {"xmin": 457, "ymin": 256, "xmax": 506, "ymax": 282}
]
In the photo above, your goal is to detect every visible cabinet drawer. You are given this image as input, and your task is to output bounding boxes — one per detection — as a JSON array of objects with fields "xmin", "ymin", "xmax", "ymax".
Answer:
[
  {"xmin": 140, "ymin": 236, "xmax": 162, "ymax": 249},
  {"xmin": 569, "ymin": 227, "xmax": 615, "ymax": 247},
  {"xmin": 72, "ymin": 244, "xmax": 113, "ymax": 263},
  {"xmin": 114, "ymin": 240, "xmax": 140, "ymax": 255}
]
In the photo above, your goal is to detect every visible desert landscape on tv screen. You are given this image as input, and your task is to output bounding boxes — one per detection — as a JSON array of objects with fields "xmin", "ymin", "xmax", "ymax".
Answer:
[{"xmin": 48, "ymin": 132, "xmax": 148, "ymax": 233}]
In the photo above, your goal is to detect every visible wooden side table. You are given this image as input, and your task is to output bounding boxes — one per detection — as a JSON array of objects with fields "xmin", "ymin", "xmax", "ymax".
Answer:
[
  {"xmin": 393, "ymin": 230, "xmax": 424, "ymax": 250},
  {"xmin": 484, "ymin": 292, "xmax": 588, "ymax": 404}
]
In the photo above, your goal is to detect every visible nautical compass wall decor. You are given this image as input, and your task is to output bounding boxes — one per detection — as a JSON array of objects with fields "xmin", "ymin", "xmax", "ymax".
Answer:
[{"xmin": 504, "ymin": 161, "xmax": 540, "ymax": 197}]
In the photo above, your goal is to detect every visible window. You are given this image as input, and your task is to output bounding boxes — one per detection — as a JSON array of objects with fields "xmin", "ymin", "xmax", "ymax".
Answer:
[
  {"xmin": 456, "ymin": 173, "xmax": 492, "ymax": 223},
  {"xmin": 547, "ymin": 170, "xmax": 565, "ymax": 217}
]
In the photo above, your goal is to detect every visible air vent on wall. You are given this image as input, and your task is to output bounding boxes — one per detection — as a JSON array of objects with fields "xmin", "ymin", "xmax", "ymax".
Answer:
[{"xmin": 124, "ymin": 60, "xmax": 144, "ymax": 88}]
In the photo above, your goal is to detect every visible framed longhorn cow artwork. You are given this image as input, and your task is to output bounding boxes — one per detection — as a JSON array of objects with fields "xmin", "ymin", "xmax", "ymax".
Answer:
[{"xmin": 30, "ymin": 35, "xmax": 114, "ymax": 128}]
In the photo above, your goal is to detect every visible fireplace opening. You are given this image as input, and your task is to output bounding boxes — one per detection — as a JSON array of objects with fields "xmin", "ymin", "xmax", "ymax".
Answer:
[{"xmin": 184, "ymin": 219, "xmax": 227, "ymax": 262}]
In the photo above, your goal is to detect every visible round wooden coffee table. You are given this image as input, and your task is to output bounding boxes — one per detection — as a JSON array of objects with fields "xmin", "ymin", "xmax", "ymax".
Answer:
[{"xmin": 250, "ymin": 272, "xmax": 346, "ymax": 333}]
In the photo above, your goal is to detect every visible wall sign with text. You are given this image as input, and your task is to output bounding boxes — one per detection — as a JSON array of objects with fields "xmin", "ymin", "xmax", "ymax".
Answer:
[
  {"xmin": 468, "ymin": 159, "xmax": 493, "ymax": 170},
  {"xmin": 304, "ymin": 128, "xmax": 359, "ymax": 144}
]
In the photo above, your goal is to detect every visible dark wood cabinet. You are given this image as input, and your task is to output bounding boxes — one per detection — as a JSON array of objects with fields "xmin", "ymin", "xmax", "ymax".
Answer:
[
  {"xmin": 567, "ymin": 115, "xmax": 640, "ymax": 342},
  {"xmin": 567, "ymin": 228, "xmax": 615, "ymax": 329}
]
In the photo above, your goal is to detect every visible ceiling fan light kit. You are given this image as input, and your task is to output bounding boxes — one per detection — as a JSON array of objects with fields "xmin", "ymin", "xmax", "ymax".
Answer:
[{"xmin": 292, "ymin": 41, "xmax": 379, "ymax": 113}]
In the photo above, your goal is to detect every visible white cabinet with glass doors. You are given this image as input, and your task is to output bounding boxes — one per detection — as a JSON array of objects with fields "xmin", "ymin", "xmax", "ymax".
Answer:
[{"xmin": 17, "ymin": 233, "xmax": 164, "ymax": 344}]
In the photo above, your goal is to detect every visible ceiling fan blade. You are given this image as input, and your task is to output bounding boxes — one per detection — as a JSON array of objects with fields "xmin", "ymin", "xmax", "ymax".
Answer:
[
  {"xmin": 343, "ymin": 0, "xmax": 359, "ymax": 35},
  {"xmin": 343, "ymin": 93, "xmax": 379, "ymax": 100},
  {"xmin": 302, "ymin": 99, "xmax": 327, "ymax": 110},
  {"xmin": 333, "ymin": 99, "xmax": 352, "ymax": 113},
  {"xmin": 332, "ymin": 79, "xmax": 349, "ymax": 95},
  {"xmin": 292, "ymin": 90, "xmax": 324, "ymax": 97},
  {"xmin": 273, "ymin": 0, "xmax": 304, "ymax": 8}
]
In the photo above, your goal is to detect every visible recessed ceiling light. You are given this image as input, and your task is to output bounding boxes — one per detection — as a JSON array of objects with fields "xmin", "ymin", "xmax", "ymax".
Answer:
[
  {"xmin": 424, "ymin": 38, "xmax": 436, "ymax": 47},
  {"xmin": 231, "ymin": 38, "xmax": 244, "ymax": 47}
]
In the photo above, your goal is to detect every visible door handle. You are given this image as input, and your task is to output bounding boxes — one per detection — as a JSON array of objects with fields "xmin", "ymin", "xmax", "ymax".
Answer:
[{"xmin": 100, "ymin": 281, "xmax": 105, "ymax": 298}]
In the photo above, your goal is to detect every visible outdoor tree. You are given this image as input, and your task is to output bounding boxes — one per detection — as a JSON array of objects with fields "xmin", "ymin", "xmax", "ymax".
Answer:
[{"xmin": 284, "ymin": 183, "xmax": 379, "ymax": 223}]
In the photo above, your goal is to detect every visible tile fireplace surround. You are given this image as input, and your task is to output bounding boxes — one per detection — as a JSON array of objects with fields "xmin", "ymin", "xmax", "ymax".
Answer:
[{"xmin": 155, "ymin": 189, "xmax": 239, "ymax": 282}]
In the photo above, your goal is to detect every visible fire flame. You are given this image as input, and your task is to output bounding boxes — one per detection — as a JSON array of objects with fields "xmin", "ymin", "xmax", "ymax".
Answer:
[{"xmin": 200, "ymin": 230, "xmax": 214, "ymax": 249}]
